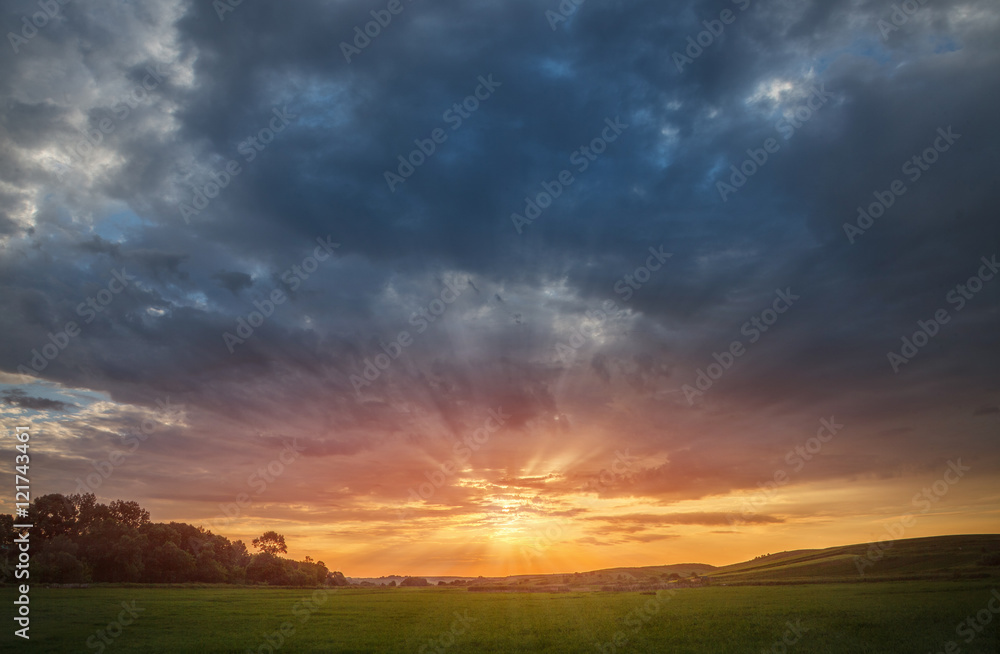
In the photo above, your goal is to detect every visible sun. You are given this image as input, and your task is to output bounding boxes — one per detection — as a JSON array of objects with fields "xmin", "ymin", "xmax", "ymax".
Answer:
[{"xmin": 481, "ymin": 490, "xmax": 532, "ymax": 539}]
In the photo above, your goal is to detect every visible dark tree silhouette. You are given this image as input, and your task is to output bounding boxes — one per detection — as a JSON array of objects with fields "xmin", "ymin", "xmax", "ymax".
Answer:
[
  {"xmin": 0, "ymin": 494, "xmax": 329, "ymax": 587},
  {"xmin": 252, "ymin": 531, "xmax": 288, "ymax": 556}
]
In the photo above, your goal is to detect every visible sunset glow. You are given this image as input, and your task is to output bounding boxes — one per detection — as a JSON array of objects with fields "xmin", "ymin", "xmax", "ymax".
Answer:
[{"xmin": 1, "ymin": 0, "xmax": 998, "ymax": 585}]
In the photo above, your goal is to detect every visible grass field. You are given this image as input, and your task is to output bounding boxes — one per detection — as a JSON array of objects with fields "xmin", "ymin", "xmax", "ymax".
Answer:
[{"xmin": 3, "ymin": 580, "xmax": 999, "ymax": 653}]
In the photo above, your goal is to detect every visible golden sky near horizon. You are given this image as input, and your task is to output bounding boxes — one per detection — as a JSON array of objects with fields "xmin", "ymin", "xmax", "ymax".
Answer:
[{"xmin": 3, "ymin": 375, "xmax": 997, "ymax": 577}]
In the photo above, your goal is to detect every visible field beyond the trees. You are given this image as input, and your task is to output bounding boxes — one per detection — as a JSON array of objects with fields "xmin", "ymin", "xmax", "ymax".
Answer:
[{"xmin": 3, "ymin": 580, "xmax": 999, "ymax": 653}]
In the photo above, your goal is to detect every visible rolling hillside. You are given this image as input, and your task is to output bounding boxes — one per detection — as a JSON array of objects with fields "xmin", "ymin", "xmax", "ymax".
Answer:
[
  {"xmin": 705, "ymin": 534, "xmax": 1000, "ymax": 584},
  {"xmin": 491, "ymin": 534, "xmax": 1000, "ymax": 589},
  {"xmin": 351, "ymin": 535, "xmax": 1000, "ymax": 590}
]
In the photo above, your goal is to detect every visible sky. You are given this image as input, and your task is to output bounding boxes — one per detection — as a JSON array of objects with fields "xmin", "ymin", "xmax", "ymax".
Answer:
[{"xmin": 0, "ymin": 0, "xmax": 998, "ymax": 577}]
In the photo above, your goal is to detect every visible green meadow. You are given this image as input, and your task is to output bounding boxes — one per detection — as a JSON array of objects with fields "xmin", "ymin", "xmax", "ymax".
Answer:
[{"xmin": 3, "ymin": 580, "xmax": 999, "ymax": 653}]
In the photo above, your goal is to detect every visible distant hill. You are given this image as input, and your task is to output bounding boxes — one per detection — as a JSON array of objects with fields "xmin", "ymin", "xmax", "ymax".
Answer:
[
  {"xmin": 575, "ymin": 563, "xmax": 717, "ymax": 577},
  {"xmin": 355, "ymin": 535, "xmax": 1000, "ymax": 589},
  {"xmin": 705, "ymin": 534, "xmax": 1000, "ymax": 585}
]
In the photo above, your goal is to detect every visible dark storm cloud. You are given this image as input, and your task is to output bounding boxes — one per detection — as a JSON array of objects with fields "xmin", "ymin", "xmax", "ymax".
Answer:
[
  {"xmin": 211, "ymin": 271, "xmax": 253, "ymax": 295},
  {"xmin": 0, "ymin": 0, "xmax": 997, "ymax": 519}
]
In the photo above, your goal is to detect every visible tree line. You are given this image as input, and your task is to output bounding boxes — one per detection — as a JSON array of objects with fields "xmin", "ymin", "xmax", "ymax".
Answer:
[{"xmin": 0, "ymin": 493, "xmax": 342, "ymax": 586}]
